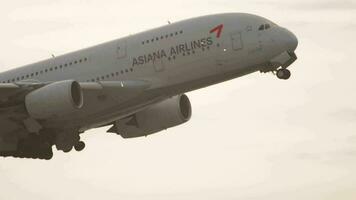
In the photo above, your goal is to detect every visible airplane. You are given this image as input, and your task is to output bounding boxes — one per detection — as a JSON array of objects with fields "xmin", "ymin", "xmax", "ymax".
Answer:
[{"xmin": 0, "ymin": 13, "xmax": 298, "ymax": 160}]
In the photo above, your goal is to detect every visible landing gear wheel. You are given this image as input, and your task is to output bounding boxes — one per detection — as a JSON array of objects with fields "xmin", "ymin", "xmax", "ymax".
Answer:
[
  {"xmin": 74, "ymin": 141, "xmax": 85, "ymax": 152},
  {"xmin": 63, "ymin": 146, "xmax": 73, "ymax": 153},
  {"xmin": 43, "ymin": 151, "xmax": 54, "ymax": 160},
  {"xmin": 276, "ymin": 69, "xmax": 291, "ymax": 80}
]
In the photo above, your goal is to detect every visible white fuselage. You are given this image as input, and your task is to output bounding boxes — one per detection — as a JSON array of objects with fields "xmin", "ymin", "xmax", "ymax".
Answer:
[{"xmin": 0, "ymin": 13, "xmax": 297, "ymax": 131}]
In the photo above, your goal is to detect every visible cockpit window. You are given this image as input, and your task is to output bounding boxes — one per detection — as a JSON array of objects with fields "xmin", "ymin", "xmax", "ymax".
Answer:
[
  {"xmin": 259, "ymin": 25, "xmax": 264, "ymax": 31},
  {"xmin": 259, "ymin": 24, "xmax": 271, "ymax": 31}
]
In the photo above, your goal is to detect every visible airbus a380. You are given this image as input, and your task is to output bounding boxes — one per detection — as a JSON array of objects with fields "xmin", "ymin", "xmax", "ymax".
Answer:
[{"xmin": 0, "ymin": 13, "xmax": 298, "ymax": 160}]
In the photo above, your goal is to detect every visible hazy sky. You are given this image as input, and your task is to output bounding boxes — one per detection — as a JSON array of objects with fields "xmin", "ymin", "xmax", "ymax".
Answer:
[{"xmin": 1, "ymin": 0, "xmax": 356, "ymax": 199}]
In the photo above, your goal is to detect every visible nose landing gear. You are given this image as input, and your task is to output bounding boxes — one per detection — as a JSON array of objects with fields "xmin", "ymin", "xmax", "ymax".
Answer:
[{"xmin": 276, "ymin": 68, "xmax": 291, "ymax": 80}]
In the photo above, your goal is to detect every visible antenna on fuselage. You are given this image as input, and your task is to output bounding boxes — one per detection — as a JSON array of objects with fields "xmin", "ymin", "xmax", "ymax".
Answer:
[
  {"xmin": 168, "ymin": 21, "xmax": 171, "ymax": 24},
  {"xmin": 51, "ymin": 54, "xmax": 55, "ymax": 58}
]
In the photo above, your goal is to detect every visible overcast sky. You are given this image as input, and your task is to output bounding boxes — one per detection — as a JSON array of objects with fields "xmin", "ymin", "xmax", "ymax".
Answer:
[{"xmin": 1, "ymin": 0, "xmax": 356, "ymax": 199}]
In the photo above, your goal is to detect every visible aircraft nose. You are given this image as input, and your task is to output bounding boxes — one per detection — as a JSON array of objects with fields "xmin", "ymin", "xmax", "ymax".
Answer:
[{"xmin": 280, "ymin": 28, "xmax": 298, "ymax": 52}]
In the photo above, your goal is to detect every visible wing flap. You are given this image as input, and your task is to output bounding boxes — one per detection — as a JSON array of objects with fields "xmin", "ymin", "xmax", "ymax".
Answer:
[{"xmin": 80, "ymin": 80, "xmax": 151, "ymax": 91}]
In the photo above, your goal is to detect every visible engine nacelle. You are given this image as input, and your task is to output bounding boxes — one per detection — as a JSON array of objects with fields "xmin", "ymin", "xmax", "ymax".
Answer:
[
  {"xmin": 25, "ymin": 80, "xmax": 83, "ymax": 119},
  {"xmin": 110, "ymin": 94, "xmax": 192, "ymax": 138}
]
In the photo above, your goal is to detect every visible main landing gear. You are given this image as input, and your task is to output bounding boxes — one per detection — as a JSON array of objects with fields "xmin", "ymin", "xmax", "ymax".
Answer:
[
  {"xmin": 55, "ymin": 131, "xmax": 86, "ymax": 153},
  {"xmin": 74, "ymin": 141, "xmax": 85, "ymax": 152},
  {"xmin": 0, "ymin": 134, "xmax": 53, "ymax": 160},
  {"xmin": 276, "ymin": 68, "xmax": 291, "ymax": 80},
  {"xmin": 61, "ymin": 141, "xmax": 86, "ymax": 153}
]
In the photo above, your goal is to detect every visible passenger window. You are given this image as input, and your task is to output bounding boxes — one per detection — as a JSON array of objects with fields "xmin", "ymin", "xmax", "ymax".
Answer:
[{"xmin": 265, "ymin": 24, "xmax": 271, "ymax": 29}]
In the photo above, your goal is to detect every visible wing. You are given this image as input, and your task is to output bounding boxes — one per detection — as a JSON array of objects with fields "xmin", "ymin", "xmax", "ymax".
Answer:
[
  {"xmin": 0, "ymin": 83, "xmax": 20, "ymax": 100},
  {"xmin": 0, "ymin": 80, "xmax": 150, "ymax": 101}
]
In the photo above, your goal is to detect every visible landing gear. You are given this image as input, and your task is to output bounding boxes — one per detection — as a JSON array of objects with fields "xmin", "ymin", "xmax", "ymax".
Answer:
[
  {"xmin": 54, "ymin": 130, "xmax": 87, "ymax": 153},
  {"xmin": 62, "ymin": 146, "xmax": 73, "ymax": 153},
  {"xmin": 42, "ymin": 150, "xmax": 54, "ymax": 160},
  {"xmin": 55, "ymin": 131, "xmax": 79, "ymax": 153},
  {"xmin": 0, "ymin": 135, "xmax": 54, "ymax": 160},
  {"xmin": 74, "ymin": 141, "xmax": 85, "ymax": 152},
  {"xmin": 276, "ymin": 68, "xmax": 291, "ymax": 80}
]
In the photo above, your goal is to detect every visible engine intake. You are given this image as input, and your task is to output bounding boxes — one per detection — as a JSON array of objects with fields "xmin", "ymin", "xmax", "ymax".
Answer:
[{"xmin": 25, "ymin": 80, "xmax": 83, "ymax": 119}]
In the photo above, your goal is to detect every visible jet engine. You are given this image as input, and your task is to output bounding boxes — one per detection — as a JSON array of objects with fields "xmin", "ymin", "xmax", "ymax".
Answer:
[
  {"xmin": 25, "ymin": 80, "xmax": 83, "ymax": 119},
  {"xmin": 109, "ymin": 94, "xmax": 192, "ymax": 138}
]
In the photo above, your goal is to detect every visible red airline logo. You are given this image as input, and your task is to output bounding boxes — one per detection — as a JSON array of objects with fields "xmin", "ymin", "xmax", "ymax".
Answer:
[{"xmin": 210, "ymin": 24, "xmax": 224, "ymax": 38}]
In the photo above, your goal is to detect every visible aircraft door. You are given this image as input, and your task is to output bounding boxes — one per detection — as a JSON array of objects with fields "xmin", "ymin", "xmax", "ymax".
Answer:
[
  {"xmin": 116, "ymin": 40, "xmax": 127, "ymax": 59},
  {"xmin": 231, "ymin": 32, "xmax": 243, "ymax": 51}
]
